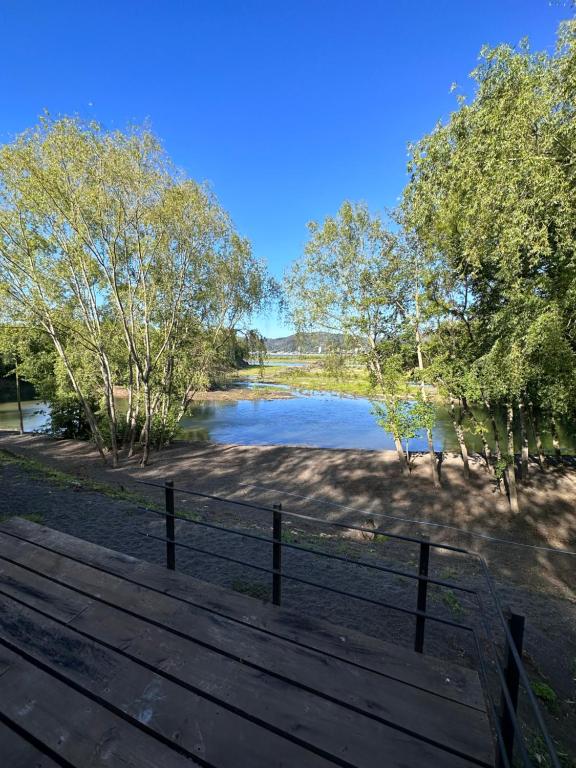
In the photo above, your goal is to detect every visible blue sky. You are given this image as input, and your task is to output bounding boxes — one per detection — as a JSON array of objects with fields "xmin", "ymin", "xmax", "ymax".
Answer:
[{"xmin": 0, "ymin": 1, "xmax": 571, "ymax": 336}]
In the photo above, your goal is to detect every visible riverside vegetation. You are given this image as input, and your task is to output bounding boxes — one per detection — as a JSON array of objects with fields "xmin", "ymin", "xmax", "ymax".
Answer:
[{"xmin": 0, "ymin": 20, "xmax": 575, "ymax": 517}]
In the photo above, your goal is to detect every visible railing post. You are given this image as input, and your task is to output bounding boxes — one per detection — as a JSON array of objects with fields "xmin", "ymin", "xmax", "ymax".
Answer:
[
  {"xmin": 165, "ymin": 479, "xmax": 176, "ymax": 571},
  {"xmin": 272, "ymin": 503, "xmax": 282, "ymax": 606},
  {"xmin": 497, "ymin": 612, "xmax": 525, "ymax": 768},
  {"xmin": 414, "ymin": 541, "xmax": 430, "ymax": 653}
]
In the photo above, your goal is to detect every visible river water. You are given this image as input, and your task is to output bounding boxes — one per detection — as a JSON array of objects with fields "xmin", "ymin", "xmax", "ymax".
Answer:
[{"xmin": 1, "ymin": 385, "xmax": 574, "ymax": 454}]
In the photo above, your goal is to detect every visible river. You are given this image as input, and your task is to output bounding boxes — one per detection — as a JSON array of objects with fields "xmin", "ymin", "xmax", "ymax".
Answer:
[{"xmin": 1, "ymin": 383, "xmax": 574, "ymax": 454}]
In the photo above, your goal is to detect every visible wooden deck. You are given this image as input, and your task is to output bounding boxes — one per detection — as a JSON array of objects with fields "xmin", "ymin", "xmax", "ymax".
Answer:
[{"xmin": 0, "ymin": 518, "xmax": 495, "ymax": 767}]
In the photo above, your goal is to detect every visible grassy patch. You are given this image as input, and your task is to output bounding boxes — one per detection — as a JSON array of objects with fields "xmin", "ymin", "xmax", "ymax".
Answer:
[
  {"xmin": 239, "ymin": 363, "xmax": 430, "ymax": 400},
  {"xmin": 21, "ymin": 512, "xmax": 44, "ymax": 524},
  {"xmin": 231, "ymin": 579, "xmax": 270, "ymax": 601},
  {"xmin": 439, "ymin": 566, "xmax": 459, "ymax": 580},
  {"xmin": 441, "ymin": 588, "xmax": 465, "ymax": 617},
  {"xmin": 527, "ymin": 732, "xmax": 576, "ymax": 768},
  {"xmin": 238, "ymin": 364, "xmax": 376, "ymax": 396},
  {"xmin": 531, "ymin": 680, "xmax": 561, "ymax": 716},
  {"xmin": 0, "ymin": 448, "xmax": 155, "ymax": 510}
]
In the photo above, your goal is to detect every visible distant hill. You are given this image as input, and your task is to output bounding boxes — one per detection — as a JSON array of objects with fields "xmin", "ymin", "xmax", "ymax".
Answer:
[{"xmin": 265, "ymin": 332, "xmax": 342, "ymax": 354}]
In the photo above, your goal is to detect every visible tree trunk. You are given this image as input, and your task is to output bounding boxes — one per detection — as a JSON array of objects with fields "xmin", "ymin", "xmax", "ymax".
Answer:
[
  {"xmin": 505, "ymin": 402, "xmax": 520, "ymax": 513},
  {"xmin": 127, "ymin": 362, "xmax": 140, "ymax": 459},
  {"xmin": 393, "ymin": 436, "xmax": 409, "ymax": 474},
  {"xmin": 424, "ymin": 426, "xmax": 439, "ymax": 486},
  {"xmin": 527, "ymin": 402, "xmax": 546, "ymax": 471},
  {"xmin": 517, "ymin": 400, "xmax": 529, "ymax": 482},
  {"xmin": 414, "ymin": 291, "xmax": 439, "ymax": 488},
  {"xmin": 449, "ymin": 396, "xmax": 470, "ymax": 480},
  {"xmin": 126, "ymin": 357, "xmax": 134, "ymax": 428},
  {"xmin": 100, "ymin": 358, "xmax": 118, "ymax": 468},
  {"xmin": 550, "ymin": 415, "xmax": 562, "ymax": 461},
  {"xmin": 49, "ymin": 331, "xmax": 108, "ymax": 464},
  {"xmin": 484, "ymin": 399, "xmax": 502, "ymax": 462},
  {"xmin": 157, "ymin": 354, "xmax": 174, "ymax": 450},
  {"xmin": 462, "ymin": 396, "xmax": 492, "ymax": 472},
  {"xmin": 14, "ymin": 359, "xmax": 24, "ymax": 435},
  {"xmin": 140, "ymin": 379, "xmax": 153, "ymax": 467}
]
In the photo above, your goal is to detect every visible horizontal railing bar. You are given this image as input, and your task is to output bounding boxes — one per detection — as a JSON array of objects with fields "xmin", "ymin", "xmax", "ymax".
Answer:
[
  {"xmin": 238, "ymin": 482, "xmax": 576, "ymax": 556},
  {"xmin": 138, "ymin": 530, "xmax": 475, "ymax": 633},
  {"xmin": 138, "ymin": 505, "xmax": 476, "ymax": 595},
  {"xmin": 136, "ymin": 479, "xmax": 558, "ymax": 766},
  {"xmin": 135, "ymin": 480, "xmax": 469, "ymax": 554}
]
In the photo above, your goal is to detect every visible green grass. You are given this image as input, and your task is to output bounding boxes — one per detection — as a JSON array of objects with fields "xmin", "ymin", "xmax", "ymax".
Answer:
[
  {"xmin": 527, "ymin": 732, "xmax": 576, "ymax": 768},
  {"xmin": 441, "ymin": 588, "xmax": 465, "ymax": 617},
  {"xmin": 238, "ymin": 363, "xmax": 377, "ymax": 396},
  {"xmin": 239, "ymin": 363, "xmax": 430, "ymax": 400},
  {"xmin": 531, "ymin": 680, "xmax": 561, "ymax": 716},
  {"xmin": 21, "ymin": 512, "xmax": 44, "ymax": 524},
  {"xmin": 0, "ymin": 448, "xmax": 157, "ymax": 510},
  {"xmin": 0, "ymin": 509, "xmax": 46, "ymax": 525},
  {"xmin": 439, "ymin": 566, "xmax": 459, "ymax": 580},
  {"xmin": 231, "ymin": 579, "xmax": 270, "ymax": 601}
]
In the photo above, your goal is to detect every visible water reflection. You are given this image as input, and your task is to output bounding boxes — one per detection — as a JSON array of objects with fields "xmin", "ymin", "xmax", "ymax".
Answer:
[
  {"xmin": 180, "ymin": 389, "xmax": 575, "ymax": 453},
  {"xmin": 1, "ymin": 389, "xmax": 573, "ymax": 454},
  {"xmin": 0, "ymin": 400, "xmax": 50, "ymax": 432}
]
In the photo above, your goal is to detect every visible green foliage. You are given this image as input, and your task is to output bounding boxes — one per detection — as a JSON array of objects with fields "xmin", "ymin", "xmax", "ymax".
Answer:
[
  {"xmin": 441, "ymin": 589, "xmax": 465, "ymax": 617},
  {"xmin": 0, "ymin": 117, "xmax": 274, "ymax": 464},
  {"xmin": 527, "ymin": 732, "xmax": 576, "ymax": 768},
  {"xmin": 532, "ymin": 681, "xmax": 559, "ymax": 710},
  {"xmin": 403, "ymin": 23, "xmax": 576, "ymax": 431},
  {"xmin": 372, "ymin": 393, "xmax": 435, "ymax": 445},
  {"xmin": 231, "ymin": 580, "xmax": 270, "ymax": 601}
]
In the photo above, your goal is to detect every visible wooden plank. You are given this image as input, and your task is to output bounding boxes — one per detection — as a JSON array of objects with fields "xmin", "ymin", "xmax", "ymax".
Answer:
[
  {"xmin": 0, "ymin": 518, "xmax": 485, "ymax": 709},
  {"xmin": 0, "ymin": 719, "xmax": 64, "ymax": 768},
  {"xmin": 0, "ymin": 589, "xmax": 487, "ymax": 768},
  {"xmin": 0, "ymin": 555, "xmax": 494, "ymax": 766},
  {"xmin": 0, "ymin": 644, "xmax": 197, "ymax": 768}
]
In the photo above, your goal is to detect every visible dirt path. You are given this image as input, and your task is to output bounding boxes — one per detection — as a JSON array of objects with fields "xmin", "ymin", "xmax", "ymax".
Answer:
[{"xmin": 0, "ymin": 436, "xmax": 574, "ymax": 762}]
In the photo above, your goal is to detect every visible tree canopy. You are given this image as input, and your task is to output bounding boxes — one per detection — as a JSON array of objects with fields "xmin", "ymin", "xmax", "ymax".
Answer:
[{"xmin": 0, "ymin": 117, "xmax": 273, "ymax": 464}]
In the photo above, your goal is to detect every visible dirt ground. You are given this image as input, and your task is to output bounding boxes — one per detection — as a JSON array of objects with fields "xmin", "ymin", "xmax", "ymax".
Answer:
[{"xmin": 0, "ymin": 431, "xmax": 575, "ymax": 762}]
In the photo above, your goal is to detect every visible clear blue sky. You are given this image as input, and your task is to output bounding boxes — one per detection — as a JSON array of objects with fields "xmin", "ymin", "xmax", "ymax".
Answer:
[{"xmin": 0, "ymin": 0, "xmax": 571, "ymax": 336}]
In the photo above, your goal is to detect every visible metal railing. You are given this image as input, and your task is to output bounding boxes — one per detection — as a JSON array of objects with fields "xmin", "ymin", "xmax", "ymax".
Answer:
[{"xmin": 135, "ymin": 478, "xmax": 561, "ymax": 768}]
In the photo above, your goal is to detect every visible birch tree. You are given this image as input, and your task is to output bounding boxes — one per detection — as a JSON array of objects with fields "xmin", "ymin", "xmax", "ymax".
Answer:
[{"xmin": 0, "ymin": 117, "xmax": 271, "ymax": 465}]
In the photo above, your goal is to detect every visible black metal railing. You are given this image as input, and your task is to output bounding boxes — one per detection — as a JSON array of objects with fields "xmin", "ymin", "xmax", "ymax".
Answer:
[{"xmin": 135, "ymin": 479, "xmax": 560, "ymax": 768}]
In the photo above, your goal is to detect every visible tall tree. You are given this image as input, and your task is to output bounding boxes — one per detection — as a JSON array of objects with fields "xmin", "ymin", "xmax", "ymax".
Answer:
[
  {"xmin": 286, "ymin": 201, "xmax": 438, "ymax": 478},
  {"xmin": 0, "ymin": 117, "xmax": 272, "ymax": 465},
  {"xmin": 402, "ymin": 24, "xmax": 576, "ymax": 508}
]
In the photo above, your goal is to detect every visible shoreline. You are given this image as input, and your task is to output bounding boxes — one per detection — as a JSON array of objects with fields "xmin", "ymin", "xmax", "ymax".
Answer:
[{"xmin": 0, "ymin": 432, "xmax": 574, "ymax": 573}]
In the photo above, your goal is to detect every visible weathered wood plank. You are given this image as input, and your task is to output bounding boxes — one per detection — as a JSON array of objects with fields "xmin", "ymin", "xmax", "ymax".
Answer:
[
  {"xmin": 0, "ymin": 644, "xmax": 198, "ymax": 768},
  {"xmin": 0, "ymin": 719, "xmax": 63, "ymax": 768},
  {"xmin": 0, "ymin": 518, "xmax": 485, "ymax": 709},
  {"xmin": 0, "ymin": 555, "xmax": 494, "ymax": 766},
  {"xmin": 0, "ymin": 590, "xmax": 487, "ymax": 768},
  {"xmin": 0, "ymin": 595, "xmax": 343, "ymax": 768}
]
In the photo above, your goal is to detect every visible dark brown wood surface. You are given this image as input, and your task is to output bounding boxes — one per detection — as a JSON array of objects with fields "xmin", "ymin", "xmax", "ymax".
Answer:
[
  {"xmin": 0, "ymin": 719, "xmax": 63, "ymax": 768},
  {"xmin": 0, "ymin": 518, "xmax": 495, "ymax": 768}
]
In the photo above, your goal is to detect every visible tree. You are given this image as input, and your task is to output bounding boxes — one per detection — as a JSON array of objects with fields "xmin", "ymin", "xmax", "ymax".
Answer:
[
  {"xmin": 286, "ymin": 201, "xmax": 439, "ymax": 478},
  {"xmin": 402, "ymin": 24, "xmax": 576, "ymax": 509},
  {"xmin": 0, "ymin": 116, "xmax": 273, "ymax": 465}
]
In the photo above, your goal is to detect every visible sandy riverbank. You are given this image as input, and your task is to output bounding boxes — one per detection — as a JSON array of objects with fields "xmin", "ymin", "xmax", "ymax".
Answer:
[
  {"xmin": 1, "ymin": 431, "xmax": 575, "ymax": 757},
  {"xmin": 0, "ymin": 432, "xmax": 574, "ymax": 596},
  {"xmin": 112, "ymin": 385, "xmax": 294, "ymax": 401}
]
